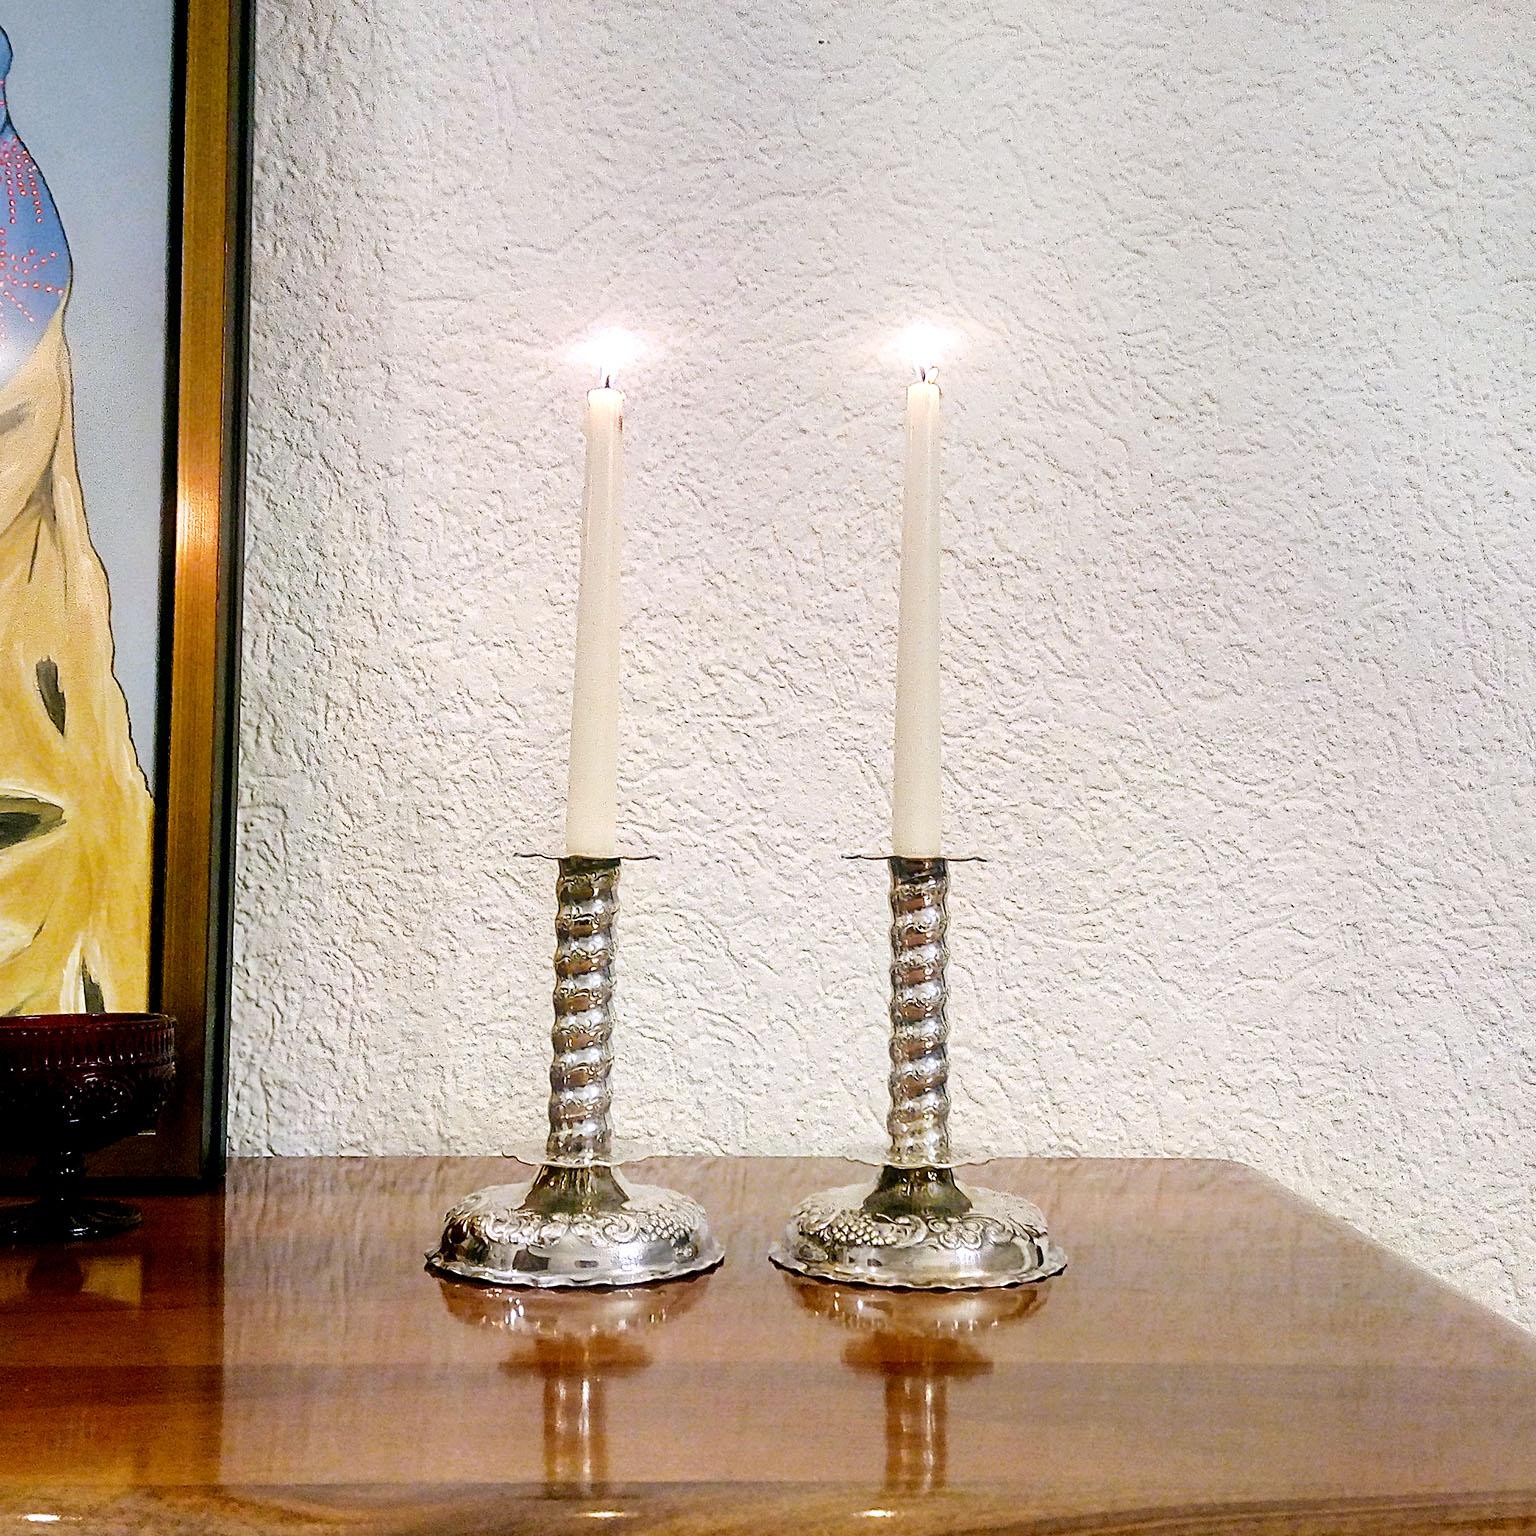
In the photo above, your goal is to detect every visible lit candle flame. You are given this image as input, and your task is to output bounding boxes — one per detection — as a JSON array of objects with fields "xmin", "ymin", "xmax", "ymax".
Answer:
[
  {"xmin": 891, "ymin": 321, "xmax": 959, "ymax": 383},
  {"xmin": 568, "ymin": 327, "xmax": 644, "ymax": 390}
]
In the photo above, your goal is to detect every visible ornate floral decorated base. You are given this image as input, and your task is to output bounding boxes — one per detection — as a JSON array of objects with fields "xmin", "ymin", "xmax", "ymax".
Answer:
[
  {"xmin": 427, "ymin": 1163, "xmax": 724, "ymax": 1290},
  {"xmin": 770, "ymin": 1164, "xmax": 1067, "ymax": 1291}
]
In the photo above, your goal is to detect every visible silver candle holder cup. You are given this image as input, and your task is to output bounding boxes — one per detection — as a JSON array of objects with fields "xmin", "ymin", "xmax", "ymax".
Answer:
[
  {"xmin": 771, "ymin": 856, "xmax": 1066, "ymax": 1290},
  {"xmin": 429, "ymin": 856, "xmax": 723, "ymax": 1289}
]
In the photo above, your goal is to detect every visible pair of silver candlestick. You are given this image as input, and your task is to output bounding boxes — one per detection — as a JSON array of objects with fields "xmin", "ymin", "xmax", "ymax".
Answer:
[{"xmin": 427, "ymin": 853, "xmax": 1066, "ymax": 1292}]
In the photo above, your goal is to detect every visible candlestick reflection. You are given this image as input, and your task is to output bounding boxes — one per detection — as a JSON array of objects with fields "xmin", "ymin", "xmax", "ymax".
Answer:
[
  {"xmin": 786, "ymin": 1277, "xmax": 1049, "ymax": 1493},
  {"xmin": 438, "ymin": 1280, "xmax": 701, "ymax": 1493}
]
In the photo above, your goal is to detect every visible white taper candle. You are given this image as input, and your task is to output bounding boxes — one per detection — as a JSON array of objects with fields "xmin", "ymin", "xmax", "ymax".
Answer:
[
  {"xmin": 564, "ymin": 382, "xmax": 624, "ymax": 857},
  {"xmin": 892, "ymin": 374, "xmax": 942, "ymax": 857}
]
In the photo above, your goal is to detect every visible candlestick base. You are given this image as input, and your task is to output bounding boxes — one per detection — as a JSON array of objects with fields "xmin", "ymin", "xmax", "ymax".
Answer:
[
  {"xmin": 770, "ymin": 1164, "xmax": 1066, "ymax": 1291},
  {"xmin": 428, "ymin": 1162, "xmax": 724, "ymax": 1290}
]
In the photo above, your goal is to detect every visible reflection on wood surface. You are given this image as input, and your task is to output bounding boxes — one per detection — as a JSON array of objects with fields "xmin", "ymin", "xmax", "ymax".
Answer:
[{"xmin": 2, "ymin": 1157, "xmax": 1534, "ymax": 1533}]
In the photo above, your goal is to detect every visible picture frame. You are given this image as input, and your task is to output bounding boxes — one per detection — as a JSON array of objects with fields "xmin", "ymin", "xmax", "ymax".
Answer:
[{"xmin": 0, "ymin": 0, "xmax": 252, "ymax": 1184}]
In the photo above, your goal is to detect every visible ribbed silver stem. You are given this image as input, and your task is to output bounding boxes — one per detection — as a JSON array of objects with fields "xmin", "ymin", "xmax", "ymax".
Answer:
[
  {"xmin": 547, "ymin": 856, "xmax": 618, "ymax": 1163},
  {"xmin": 887, "ymin": 856, "xmax": 951, "ymax": 1166}
]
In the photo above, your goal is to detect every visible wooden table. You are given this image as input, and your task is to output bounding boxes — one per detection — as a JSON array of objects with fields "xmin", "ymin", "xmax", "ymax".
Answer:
[{"xmin": 2, "ymin": 1157, "xmax": 1535, "ymax": 1533}]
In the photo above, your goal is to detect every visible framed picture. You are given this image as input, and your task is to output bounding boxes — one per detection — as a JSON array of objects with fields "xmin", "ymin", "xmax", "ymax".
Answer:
[{"xmin": 0, "ymin": 1, "xmax": 251, "ymax": 1181}]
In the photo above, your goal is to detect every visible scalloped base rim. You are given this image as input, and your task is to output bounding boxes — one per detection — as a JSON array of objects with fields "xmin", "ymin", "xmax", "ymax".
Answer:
[
  {"xmin": 427, "ymin": 1245, "xmax": 725, "ymax": 1290},
  {"xmin": 768, "ymin": 1241, "xmax": 1068, "ymax": 1291}
]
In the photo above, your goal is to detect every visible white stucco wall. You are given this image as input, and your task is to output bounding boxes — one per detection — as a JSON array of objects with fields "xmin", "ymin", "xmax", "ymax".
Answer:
[{"xmin": 233, "ymin": 0, "xmax": 1536, "ymax": 1326}]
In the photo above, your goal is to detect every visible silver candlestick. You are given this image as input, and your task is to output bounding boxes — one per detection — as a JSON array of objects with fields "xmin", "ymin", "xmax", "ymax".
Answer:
[
  {"xmin": 429, "ymin": 856, "xmax": 723, "ymax": 1289},
  {"xmin": 770, "ymin": 856, "xmax": 1066, "ymax": 1290}
]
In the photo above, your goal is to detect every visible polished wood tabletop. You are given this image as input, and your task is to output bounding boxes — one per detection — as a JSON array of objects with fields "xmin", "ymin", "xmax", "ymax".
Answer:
[{"xmin": 2, "ymin": 1156, "xmax": 1534, "ymax": 1533}]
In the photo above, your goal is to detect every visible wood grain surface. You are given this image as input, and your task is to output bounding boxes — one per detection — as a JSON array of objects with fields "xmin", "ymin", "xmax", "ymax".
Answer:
[{"xmin": 2, "ymin": 1156, "xmax": 1533, "ymax": 1533}]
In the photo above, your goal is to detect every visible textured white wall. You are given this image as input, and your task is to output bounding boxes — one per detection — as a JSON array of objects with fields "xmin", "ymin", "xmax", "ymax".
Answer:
[{"xmin": 234, "ymin": 1, "xmax": 1536, "ymax": 1325}]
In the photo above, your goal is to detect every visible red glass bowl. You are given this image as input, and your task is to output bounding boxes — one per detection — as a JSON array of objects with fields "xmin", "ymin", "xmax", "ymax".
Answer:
[{"xmin": 0, "ymin": 1013, "xmax": 175, "ymax": 1243}]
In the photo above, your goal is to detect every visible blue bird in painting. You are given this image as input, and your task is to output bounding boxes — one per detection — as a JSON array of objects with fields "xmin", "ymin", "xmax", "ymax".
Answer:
[{"xmin": 0, "ymin": 26, "xmax": 70, "ymax": 387}]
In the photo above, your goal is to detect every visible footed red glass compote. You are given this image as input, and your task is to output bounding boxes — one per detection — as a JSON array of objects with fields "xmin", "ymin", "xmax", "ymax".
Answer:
[{"xmin": 0, "ymin": 1014, "xmax": 175, "ymax": 1243}]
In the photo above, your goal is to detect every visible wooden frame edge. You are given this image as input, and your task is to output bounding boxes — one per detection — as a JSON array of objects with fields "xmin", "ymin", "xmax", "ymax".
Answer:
[{"xmin": 156, "ymin": 0, "xmax": 251, "ymax": 1180}]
